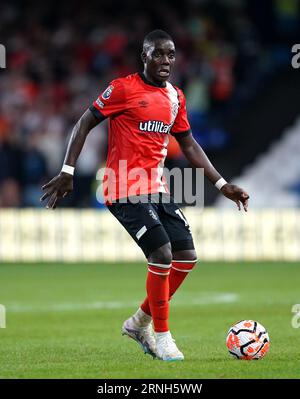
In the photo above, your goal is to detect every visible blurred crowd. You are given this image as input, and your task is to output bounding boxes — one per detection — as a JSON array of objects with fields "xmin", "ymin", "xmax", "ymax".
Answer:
[{"xmin": 0, "ymin": 0, "xmax": 299, "ymax": 207}]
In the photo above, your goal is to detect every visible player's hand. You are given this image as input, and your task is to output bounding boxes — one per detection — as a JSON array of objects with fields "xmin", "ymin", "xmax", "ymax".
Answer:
[
  {"xmin": 221, "ymin": 184, "xmax": 249, "ymax": 212},
  {"xmin": 40, "ymin": 173, "xmax": 73, "ymax": 209}
]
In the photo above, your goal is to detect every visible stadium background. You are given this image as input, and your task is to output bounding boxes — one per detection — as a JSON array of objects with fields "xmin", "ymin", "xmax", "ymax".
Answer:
[{"xmin": 1, "ymin": 0, "xmax": 300, "ymax": 379}]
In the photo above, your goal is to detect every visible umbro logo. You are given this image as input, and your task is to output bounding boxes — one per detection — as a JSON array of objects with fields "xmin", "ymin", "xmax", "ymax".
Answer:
[{"xmin": 138, "ymin": 100, "xmax": 149, "ymax": 108}]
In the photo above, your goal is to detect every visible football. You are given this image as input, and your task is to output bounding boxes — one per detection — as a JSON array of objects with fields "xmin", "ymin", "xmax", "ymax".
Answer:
[{"xmin": 226, "ymin": 320, "xmax": 270, "ymax": 360}]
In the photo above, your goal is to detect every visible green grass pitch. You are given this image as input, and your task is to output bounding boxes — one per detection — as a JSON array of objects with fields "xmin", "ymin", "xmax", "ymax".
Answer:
[{"xmin": 0, "ymin": 262, "xmax": 300, "ymax": 379}]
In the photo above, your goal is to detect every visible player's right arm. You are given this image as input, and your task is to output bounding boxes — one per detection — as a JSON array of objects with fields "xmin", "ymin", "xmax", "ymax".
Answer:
[
  {"xmin": 40, "ymin": 79, "xmax": 125, "ymax": 209},
  {"xmin": 40, "ymin": 108, "xmax": 104, "ymax": 209}
]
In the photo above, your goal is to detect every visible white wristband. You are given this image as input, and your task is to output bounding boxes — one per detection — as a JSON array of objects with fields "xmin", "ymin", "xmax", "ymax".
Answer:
[
  {"xmin": 215, "ymin": 178, "xmax": 227, "ymax": 190},
  {"xmin": 61, "ymin": 164, "xmax": 75, "ymax": 176}
]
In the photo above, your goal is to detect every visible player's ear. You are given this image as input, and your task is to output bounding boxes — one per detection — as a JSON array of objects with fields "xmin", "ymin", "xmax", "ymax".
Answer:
[{"xmin": 141, "ymin": 51, "xmax": 146, "ymax": 64}]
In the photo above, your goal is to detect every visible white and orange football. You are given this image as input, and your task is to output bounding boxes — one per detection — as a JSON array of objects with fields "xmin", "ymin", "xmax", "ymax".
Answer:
[{"xmin": 226, "ymin": 320, "xmax": 270, "ymax": 360}]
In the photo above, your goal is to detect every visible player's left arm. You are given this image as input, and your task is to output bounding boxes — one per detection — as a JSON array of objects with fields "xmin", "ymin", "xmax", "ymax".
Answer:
[{"xmin": 175, "ymin": 133, "xmax": 249, "ymax": 211}]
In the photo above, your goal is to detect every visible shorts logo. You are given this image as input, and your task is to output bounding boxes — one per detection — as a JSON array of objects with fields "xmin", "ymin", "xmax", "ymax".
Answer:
[
  {"xmin": 101, "ymin": 85, "xmax": 114, "ymax": 100},
  {"xmin": 96, "ymin": 98, "xmax": 105, "ymax": 108},
  {"xmin": 139, "ymin": 120, "xmax": 172, "ymax": 134},
  {"xmin": 149, "ymin": 209, "xmax": 158, "ymax": 220}
]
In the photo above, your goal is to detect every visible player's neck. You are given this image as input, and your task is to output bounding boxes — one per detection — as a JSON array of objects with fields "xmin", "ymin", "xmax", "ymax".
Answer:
[{"xmin": 140, "ymin": 72, "xmax": 167, "ymax": 88}]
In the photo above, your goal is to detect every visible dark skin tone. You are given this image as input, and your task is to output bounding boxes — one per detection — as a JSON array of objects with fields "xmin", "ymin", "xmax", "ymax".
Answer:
[
  {"xmin": 41, "ymin": 37, "xmax": 249, "ymax": 262},
  {"xmin": 40, "ymin": 109, "xmax": 100, "ymax": 208},
  {"xmin": 141, "ymin": 39, "xmax": 176, "ymax": 86}
]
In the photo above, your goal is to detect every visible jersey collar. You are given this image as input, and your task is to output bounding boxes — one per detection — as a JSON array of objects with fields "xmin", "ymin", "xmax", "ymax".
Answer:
[{"xmin": 138, "ymin": 72, "xmax": 167, "ymax": 88}]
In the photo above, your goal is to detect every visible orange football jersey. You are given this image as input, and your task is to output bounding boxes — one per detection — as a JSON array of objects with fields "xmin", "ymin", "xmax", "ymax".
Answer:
[{"xmin": 92, "ymin": 73, "xmax": 190, "ymax": 202}]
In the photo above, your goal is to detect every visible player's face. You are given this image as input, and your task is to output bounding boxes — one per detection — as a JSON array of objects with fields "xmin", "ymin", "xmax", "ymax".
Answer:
[{"xmin": 143, "ymin": 39, "xmax": 176, "ymax": 85}]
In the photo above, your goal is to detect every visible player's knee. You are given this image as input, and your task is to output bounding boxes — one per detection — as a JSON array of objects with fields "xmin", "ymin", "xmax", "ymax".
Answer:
[
  {"xmin": 185, "ymin": 249, "xmax": 197, "ymax": 261},
  {"xmin": 172, "ymin": 249, "xmax": 197, "ymax": 261},
  {"xmin": 147, "ymin": 242, "xmax": 172, "ymax": 265}
]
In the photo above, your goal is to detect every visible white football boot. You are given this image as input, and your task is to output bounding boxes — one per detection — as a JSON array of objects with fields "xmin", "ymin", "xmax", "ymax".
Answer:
[
  {"xmin": 121, "ymin": 309, "xmax": 156, "ymax": 358},
  {"xmin": 155, "ymin": 331, "xmax": 184, "ymax": 361}
]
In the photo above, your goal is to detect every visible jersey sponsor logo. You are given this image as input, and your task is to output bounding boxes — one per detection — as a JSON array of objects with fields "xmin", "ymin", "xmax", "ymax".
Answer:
[
  {"xmin": 96, "ymin": 98, "xmax": 105, "ymax": 108},
  {"xmin": 101, "ymin": 85, "xmax": 114, "ymax": 100},
  {"xmin": 139, "ymin": 120, "xmax": 172, "ymax": 134}
]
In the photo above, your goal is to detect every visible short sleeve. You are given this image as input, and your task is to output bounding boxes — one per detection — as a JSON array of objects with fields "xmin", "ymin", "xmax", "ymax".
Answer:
[
  {"xmin": 91, "ymin": 79, "xmax": 126, "ymax": 118},
  {"xmin": 171, "ymin": 88, "xmax": 191, "ymax": 137}
]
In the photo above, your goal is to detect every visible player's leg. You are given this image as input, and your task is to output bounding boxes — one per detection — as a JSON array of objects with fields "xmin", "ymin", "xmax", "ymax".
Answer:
[
  {"xmin": 123, "ymin": 229, "xmax": 176, "ymax": 360},
  {"xmin": 140, "ymin": 249, "xmax": 197, "ymax": 315},
  {"xmin": 138, "ymin": 252, "xmax": 196, "ymax": 361},
  {"xmin": 138, "ymin": 203, "xmax": 198, "ymax": 361},
  {"xmin": 161, "ymin": 202, "xmax": 198, "ymax": 300},
  {"xmin": 144, "ymin": 240, "xmax": 185, "ymax": 361},
  {"xmin": 107, "ymin": 202, "xmax": 171, "ymax": 358},
  {"xmin": 169, "ymin": 249, "xmax": 197, "ymax": 301},
  {"xmin": 108, "ymin": 201, "xmax": 186, "ymax": 360},
  {"xmin": 141, "ymin": 203, "xmax": 197, "ymax": 312},
  {"xmin": 146, "ymin": 241, "xmax": 172, "ymax": 334},
  {"xmin": 126, "ymin": 227, "xmax": 186, "ymax": 361},
  {"xmin": 137, "ymin": 203, "xmax": 197, "ymax": 360}
]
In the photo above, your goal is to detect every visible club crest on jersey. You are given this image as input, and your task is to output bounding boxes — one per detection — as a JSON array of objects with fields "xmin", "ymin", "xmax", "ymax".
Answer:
[
  {"xmin": 101, "ymin": 85, "xmax": 114, "ymax": 100},
  {"xmin": 149, "ymin": 209, "xmax": 158, "ymax": 220},
  {"xmin": 171, "ymin": 102, "xmax": 179, "ymax": 120},
  {"xmin": 139, "ymin": 120, "xmax": 172, "ymax": 134}
]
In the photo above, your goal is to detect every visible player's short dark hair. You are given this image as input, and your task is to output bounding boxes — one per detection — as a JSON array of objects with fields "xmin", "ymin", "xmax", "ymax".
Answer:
[{"xmin": 143, "ymin": 29, "xmax": 174, "ymax": 51}]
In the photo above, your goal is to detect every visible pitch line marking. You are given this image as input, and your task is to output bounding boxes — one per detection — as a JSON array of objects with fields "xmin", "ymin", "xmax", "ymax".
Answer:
[{"xmin": 6, "ymin": 293, "xmax": 238, "ymax": 313}]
